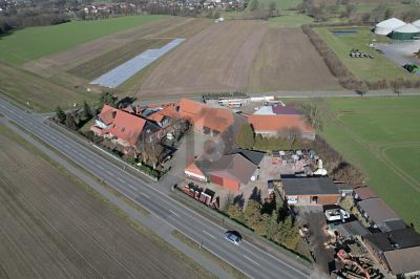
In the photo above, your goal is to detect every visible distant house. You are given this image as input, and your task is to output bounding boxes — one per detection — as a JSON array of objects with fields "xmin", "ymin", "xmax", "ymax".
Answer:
[
  {"xmin": 247, "ymin": 105, "xmax": 315, "ymax": 140},
  {"xmin": 357, "ymin": 197, "xmax": 406, "ymax": 232},
  {"xmin": 363, "ymin": 228, "xmax": 420, "ymax": 276},
  {"xmin": 281, "ymin": 176, "xmax": 340, "ymax": 206},
  {"xmin": 184, "ymin": 149, "xmax": 262, "ymax": 191}
]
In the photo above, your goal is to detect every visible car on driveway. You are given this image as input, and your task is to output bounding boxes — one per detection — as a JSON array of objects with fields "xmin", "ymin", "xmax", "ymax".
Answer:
[{"xmin": 224, "ymin": 231, "xmax": 242, "ymax": 245}]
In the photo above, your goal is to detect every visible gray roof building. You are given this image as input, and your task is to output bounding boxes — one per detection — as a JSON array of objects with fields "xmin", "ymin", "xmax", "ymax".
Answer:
[
  {"xmin": 358, "ymin": 197, "xmax": 405, "ymax": 232},
  {"xmin": 281, "ymin": 176, "xmax": 339, "ymax": 196},
  {"xmin": 335, "ymin": 220, "xmax": 370, "ymax": 238}
]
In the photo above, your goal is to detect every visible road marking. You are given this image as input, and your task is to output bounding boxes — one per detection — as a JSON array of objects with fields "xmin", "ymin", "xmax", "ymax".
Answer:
[
  {"xmin": 97, "ymin": 165, "xmax": 105, "ymax": 171},
  {"xmin": 140, "ymin": 192, "xmax": 150, "ymax": 199},
  {"xmin": 169, "ymin": 210, "xmax": 179, "ymax": 217},
  {"xmin": 243, "ymin": 255, "xmax": 260, "ymax": 266},
  {"xmin": 202, "ymin": 230, "xmax": 215, "ymax": 239},
  {"xmin": 118, "ymin": 178, "xmax": 126, "ymax": 184}
]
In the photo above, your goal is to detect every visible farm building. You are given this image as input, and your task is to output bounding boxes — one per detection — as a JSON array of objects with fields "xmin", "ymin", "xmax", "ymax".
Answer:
[
  {"xmin": 90, "ymin": 104, "xmax": 183, "ymax": 155},
  {"xmin": 390, "ymin": 23, "xmax": 420, "ymax": 40},
  {"xmin": 91, "ymin": 105, "xmax": 158, "ymax": 147},
  {"xmin": 353, "ymin": 187, "xmax": 377, "ymax": 201},
  {"xmin": 357, "ymin": 197, "xmax": 406, "ymax": 232},
  {"xmin": 363, "ymin": 228, "xmax": 420, "ymax": 276},
  {"xmin": 247, "ymin": 105, "xmax": 315, "ymax": 140},
  {"xmin": 177, "ymin": 98, "xmax": 234, "ymax": 136},
  {"xmin": 374, "ymin": 18, "xmax": 406, "ymax": 36},
  {"xmin": 332, "ymin": 220, "xmax": 370, "ymax": 239},
  {"xmin": 281, "ymin": 176, "xmax": 340, "ymax": 206},
  {"xmin": 184, "ymin": 149, "xmax": 262, "ymax": 192}
]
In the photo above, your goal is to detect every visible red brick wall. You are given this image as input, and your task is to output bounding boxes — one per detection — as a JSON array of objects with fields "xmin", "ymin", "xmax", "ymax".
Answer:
[{"xmin": 318, "ymin": 195, "xmax": 340, "ymax": 205}]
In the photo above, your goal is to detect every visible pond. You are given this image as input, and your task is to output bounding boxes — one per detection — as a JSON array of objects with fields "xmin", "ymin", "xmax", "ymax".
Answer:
[{"xmin": 331, "ymin": 29, "xmax": 358, "ymax": 37}]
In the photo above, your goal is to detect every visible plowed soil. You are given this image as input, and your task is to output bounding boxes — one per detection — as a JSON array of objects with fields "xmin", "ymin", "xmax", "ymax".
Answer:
[
  {"xmin": 0, "ymin": 124, "xmax": 210, "ymax": 279},
  {"xmin": 137, "ymin": 23, "xmax": 340, "ymax": 97},
  {"xmin": 137, "ymin": 20, "xmax": 267, "ymax": 96},
  {"xmin": 249, "ymin": 28, "xmax": 340, "ymax": 91}
]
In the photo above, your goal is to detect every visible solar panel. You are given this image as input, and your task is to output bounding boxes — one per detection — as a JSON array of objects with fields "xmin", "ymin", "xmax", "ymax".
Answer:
[{"xmin": 90, "ymin": 38, "xmax": 185, "ymax": 88}]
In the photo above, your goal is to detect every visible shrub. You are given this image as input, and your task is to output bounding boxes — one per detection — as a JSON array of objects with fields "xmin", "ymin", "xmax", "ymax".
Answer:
[
  {"xmin": 301, "ymin": 25, "xmax": 362, "ymax": 90},
  {"xmin": 236, "ymin": 123, "xmax": 255, "ymax": 149}
]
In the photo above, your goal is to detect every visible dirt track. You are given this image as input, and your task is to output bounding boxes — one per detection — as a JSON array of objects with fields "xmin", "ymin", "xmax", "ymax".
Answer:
[
  {"xmin": 137, "ymin": 20, "xmax": 267, "ymax": 96},
  {"xmin": 249, "ymin": 28, "xmax": 340, "ymax": 91},
  {"xmin": 0, "ymin": 125, "xmax": 210, "ymax": 279}
]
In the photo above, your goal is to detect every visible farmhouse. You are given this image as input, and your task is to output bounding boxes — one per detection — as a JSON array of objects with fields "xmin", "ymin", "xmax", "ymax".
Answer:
[
  {"xmin": 184, "ymin": 149, "xmax": 262, "ymax": 191},
  {"xmin": 357, "ymin": 197, "xmax": 406, "ymax": 232},
  {"xmin": 247, "ymin": 105, "xmax": 315, "ymax": 140},
  {"xmin": 281, "ymin": 176, "xmax": 340, "ymax": 206},
  {"xmin": 363, "ymin": 228, "xmax": 420, "ymax": 276},
  {"xmin": 177, "ymin": 98, "xmax": 234, "ymax": 136},
  {"xmin": 91, "ymin": 105, "xmax": 161, "ymax": 150}
]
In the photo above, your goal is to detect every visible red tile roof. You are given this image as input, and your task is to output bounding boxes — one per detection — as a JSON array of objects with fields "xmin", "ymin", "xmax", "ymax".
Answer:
[
  {"xmin": 178, "ymin": 98, "xmax": 234, "ymax": 133},
  {"xmin": 146, "ymin": 104, "xmax": 178, "ymax": 123},
  {"xmin": 109, "ymin": 110, "xmax": 146, "ymax": 146},
  {"xmin": 98, "ymin": 105, "xmax": 118, "ymax": 125},
  {"xmin": 248, "ymin": 114, "xmax": 314, "ymax": 134}
]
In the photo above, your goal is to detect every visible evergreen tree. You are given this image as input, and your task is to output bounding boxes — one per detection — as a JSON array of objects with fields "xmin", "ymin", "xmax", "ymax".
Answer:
[
  {"xmin": 248, "ymin": 0, "xmax": 259, "ymax": 11},
  {"xmin": 65, "ymin": 114, "xmax": 78, "ymax": 130},
  {"xmin": 82, "ymin": 101, "xmax": 92, "ymax": 119},
  {"xmin": 55, "ymin": 106, "xmax": 66, "ymax": 124}
]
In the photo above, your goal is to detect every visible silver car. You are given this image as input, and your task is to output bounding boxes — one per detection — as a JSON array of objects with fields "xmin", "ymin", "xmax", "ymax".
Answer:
[{"xmin": 224, "ymin": 231, "xmax": 242, "ymax": 245}]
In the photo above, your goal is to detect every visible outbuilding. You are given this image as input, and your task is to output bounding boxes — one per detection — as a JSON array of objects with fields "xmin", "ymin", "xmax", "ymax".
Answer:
[
  {"xmin": 281, "ymin": 176, "xmax": 340, "ymax": 206},
  {"xmin": 375, "ymin": 18, "xmax": 406, "ymax": 36},
  {"xmin": 390, "ymin": 23, "xmax": 420, "ymax": 40}
]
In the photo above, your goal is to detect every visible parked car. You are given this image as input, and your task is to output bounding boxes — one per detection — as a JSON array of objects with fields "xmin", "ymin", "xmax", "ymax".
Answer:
[
  {"xmin": 324, "ymin": 208, "xmax": 350, "ymax": 222},
  {"xmin": 224, "ymin": 231, "xmax": 242, "ymax": 245}
]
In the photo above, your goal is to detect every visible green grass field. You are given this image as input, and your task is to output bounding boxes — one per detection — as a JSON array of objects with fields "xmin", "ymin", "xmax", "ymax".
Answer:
[
  {"xmin": 0, "ymin": 15, "xmax": 166, "ymax": 65},
  {"xmin": 0, "ymin": 62, "xmax": 96, "ymax": 111},
  {"xmin": 257, "ymin": 0, "xmax": 302, "ymax": 10},
  {"xmin": 314, "ymin": 26, "xmax": 419, "ymax": 82},
  {"xmin": 268, "ymin": 12, "xmax": 313, "ymax": 27},
  {"xmin": 321, "ymin": 96, "xmax": 420, "ymax": 229}
]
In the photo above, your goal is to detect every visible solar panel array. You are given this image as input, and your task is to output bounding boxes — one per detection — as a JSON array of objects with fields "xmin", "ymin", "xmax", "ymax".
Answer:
[{"xmin": 90, "ymin": 38, "xmax": 186, "ymax": 88}]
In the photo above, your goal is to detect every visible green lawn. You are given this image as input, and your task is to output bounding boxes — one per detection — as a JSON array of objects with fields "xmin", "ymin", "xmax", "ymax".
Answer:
[
  {"xmin": 321, "ymin": 96, "xmax": 420, "ymax": 229},
  {"xmin": 0, "ymin": 15, "xmax": 166, "ymax": 65},
  {"xmin": 268, "ymin": 12, "xmax": 313, "ymax": 27},
  {"xmin": 314, "ymin": 26, "xmax": 418, "ymax": 82},
  {"xmin": 257, "ymin": 0, "xmax": 302, "ymax": 10}
]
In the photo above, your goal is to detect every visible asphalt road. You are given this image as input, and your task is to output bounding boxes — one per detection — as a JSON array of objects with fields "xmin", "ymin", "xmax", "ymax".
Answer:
[{"xmin": 0, "ymin": 97, "xmax": 310, "ymax": 279}]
